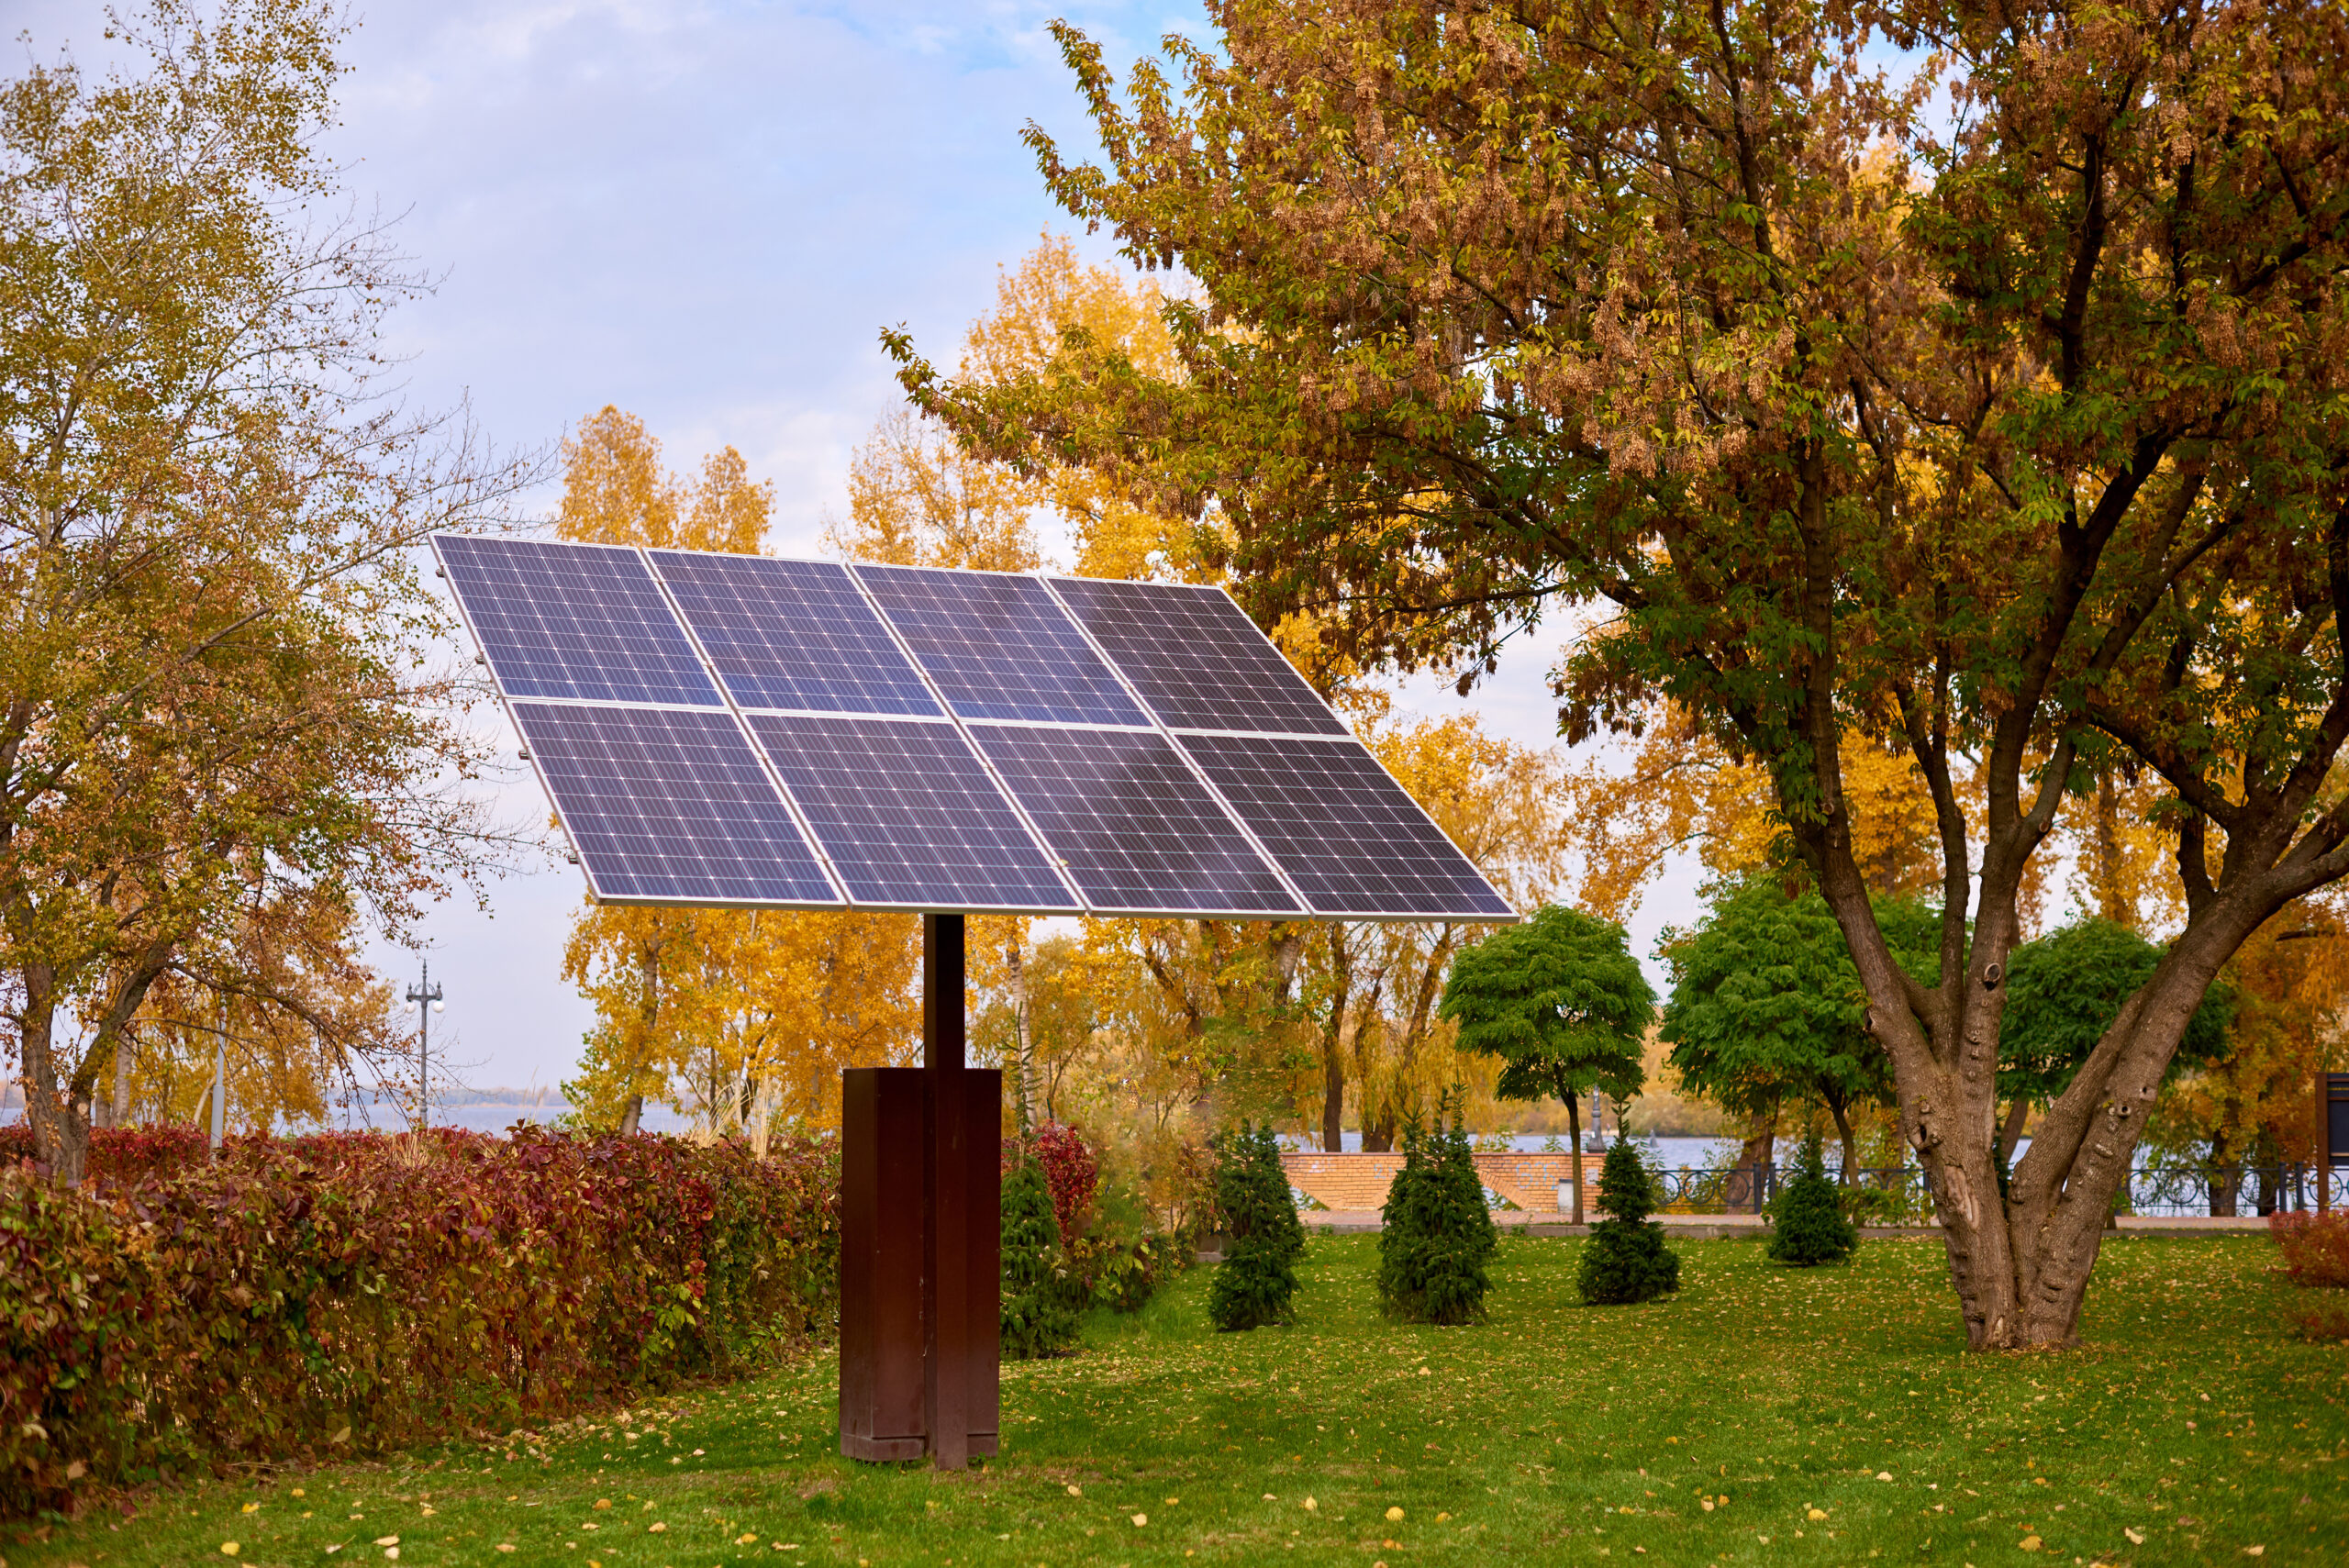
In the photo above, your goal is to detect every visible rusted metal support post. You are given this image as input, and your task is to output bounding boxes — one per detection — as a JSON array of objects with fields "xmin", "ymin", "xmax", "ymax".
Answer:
[{"xmin": 839, "ymin": 915, "xmax": 998, "ymax": 1470}]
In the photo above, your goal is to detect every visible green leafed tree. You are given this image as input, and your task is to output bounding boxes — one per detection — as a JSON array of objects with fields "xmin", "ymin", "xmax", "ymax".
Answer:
[
  {"xmin": 1440, "ymin": 906, "xmax": 1653, "ymax": 1224},
  {"xmin": 893, "ymin": 0, "xmax": 2349, "ymax": 1349},
  {"xmin": 1996, "ymin": 918, "xmax": 2234, "ymax": 1163},
  {"xmin": 1661, "ymin": 882, "xmax": 1939, "ymax": 1182}
]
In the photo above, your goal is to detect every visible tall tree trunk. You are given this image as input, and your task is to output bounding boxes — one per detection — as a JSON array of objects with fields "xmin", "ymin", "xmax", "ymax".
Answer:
[
  {"xmin": 1997, "ymin": 1098, "xmax": 2031, "ymax": 1166},
  {"xmin": 19, "ymin": 969, "xmax": 89, "ymax": 1187},
  {"xmin": 1826, "ymin": 1095, "xmax": 1858, "ymax": 1185},
  {"xmin": 1565, "ymin": 1090, "xmax": 1584, "ymax": 1227},
  {"xmin": 1319, "ymin": 925, "xmax": 1353, "ymax": 1153},
  {"xmin": 110, "ymin": 1033, "xmax": 135, "ymax": 1128},
  {"xmin": 1006, "ymin": 941, "xmax": 1035, "ymax": 1136},
  {"xmin": 618, "ymin": 1094, "xmax": 643, "ymax": 1137},
  {"xmin": 1736, "ymin": 1100, "xmax": 1778, "ymax": 1210}
]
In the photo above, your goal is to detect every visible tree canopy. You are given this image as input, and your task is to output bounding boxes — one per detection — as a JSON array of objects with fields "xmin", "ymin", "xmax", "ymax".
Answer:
[
  {"xmin": 899, "ymin": 0, "xmax": 2349, "ymax": 1349},
  {"xmin": 1999, "ymin": 918, "xmax": 2233, "ymax": 1112}
]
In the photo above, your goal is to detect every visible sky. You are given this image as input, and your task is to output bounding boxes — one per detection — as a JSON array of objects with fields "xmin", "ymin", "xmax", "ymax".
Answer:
[{"xmin": 17, "ymin": 0, "xmax": 1706, "ymax": 1095}]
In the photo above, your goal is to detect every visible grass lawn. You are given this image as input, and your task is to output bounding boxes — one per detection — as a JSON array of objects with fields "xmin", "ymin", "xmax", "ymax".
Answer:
[{"xmin": 10, "ymin": 1232, "xmax": 2345, "ymax": 1567}]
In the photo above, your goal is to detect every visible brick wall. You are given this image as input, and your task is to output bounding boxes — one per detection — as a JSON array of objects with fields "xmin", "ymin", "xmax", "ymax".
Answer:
[{"xmin": 1281, "ymin": 1151, "xmax": 1609, "ymax": 1213}]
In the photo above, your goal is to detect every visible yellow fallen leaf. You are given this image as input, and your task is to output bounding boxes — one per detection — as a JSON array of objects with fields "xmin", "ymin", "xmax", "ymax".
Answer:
[
  {"xmin": 2126, "ymin": 1529, "xmax": 2145, "ymax": 1545},
  {"xmin": 373, "ymin": 1539, "xmax": 399, "ymax": 1548},
  {"xmin": 292, "ymin": 1489, "xmax": 305, "ymax": 1498},
  {"xmin": 1435, "ymin": 1512, "xmax": 1450, "ymax": 1522},
  {"xmin": 1066, "ymin": 1485, "xmax": 1082, "ymax": 1497},
  {"xmin": 2245, "ymin": 1550, "xmax": 2266, "ymax": 1558},
  {"xmin": 2019, "ymin": 1535, "xmax": 2042, "ymax": 1552},
  {"xmin": 1702, "ymin": 1500, "xmax": 1716, "ymax": 1512},
  {"xmin": 330, "ymin": 1427, "xmax": 351, "ymax": 1445},
  {"xmin": 1876, "ymin": 1473, "xmax": 1893, "ymax": 1482},
  {"xmin": 1303, "ymin": 1496, "xmax": 1318, "ymax": 1512},
  {"xmin": 496, "ymin": 1547, "xmax": 517, "ymax": 1554},
  {"xmin": 220, "ymin": 1546, "xmax": 239, "ymax": 1558},
  {"xmin": 1386, "ymin": 1506, "xmax": 1405, "ymax": 1522},
  {"xmin": 593, "ymin": 1499, "xmax": 611, "ymax": 1510},
  {"xmin": 737, "ymin": 1533, "xmax": 758, "ymax": 1545},
  {"xmin": 242, "ymin": 1502, "xmax": 260, "ymax": 1513},
  {"xmin": 384, "ymin": 1552, "xmax": 400, "ymax": 1562},
  {"xmin": 1164, "ymin": 1497, "xmax": 1180, "ymax": 1506},
  {"xmin": 1131, "ymin": 1513, "xmax": 1149, "ymax": 1528},
  {"xmin": 1807, "ymin": 1508, "xmax": 1828, "ymax": 1522},
  {"xmin": 648, "ymin": 1521, "xmax": 667, "ymax": 1533}
]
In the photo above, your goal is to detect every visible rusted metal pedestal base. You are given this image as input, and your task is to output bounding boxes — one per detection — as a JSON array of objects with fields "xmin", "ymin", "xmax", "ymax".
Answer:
[{"xmin": 839, "ymin": 914, "xmax": 1000, "ymax": 1469}]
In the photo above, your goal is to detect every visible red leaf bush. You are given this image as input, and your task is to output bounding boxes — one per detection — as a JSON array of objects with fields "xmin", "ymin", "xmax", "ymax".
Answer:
[
  {"xmin": 0, "ymin": 1125, "xmax": 837, "ymax": 1518},
  {"xmin": 2269, "ymin": 1210, "xmax": 2349, "ymax": 1289},
  {"xmin": 1001, "ymin": 1121, "xmax": 1098, "ymax": 1245}
]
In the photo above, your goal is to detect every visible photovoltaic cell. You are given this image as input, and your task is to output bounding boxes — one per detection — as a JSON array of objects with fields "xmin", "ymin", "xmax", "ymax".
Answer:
[
  {"xmin": 438, "ymin": 536, "xmax": 721, "ymax": 706},
  {"xmin": 1176, "ymin": 733, "xmax": 1515, "ymax": 918},
  {"xmin": 852, "ymin": 564, "xmax": 1148, "ymax": 727},
  {"xmin": 509, "ymin": 703, "xmax": 838, "ymax": 904},
  {"xmin": 969, "ymin": 725, "xmax": 1300, "ymax": 916},
  {"xmin": 745, "ymin": 714, "xmax": 1078, "ymax": 911},
  {"xmin": 648, "ymin": 551, "xmax": 940, "ymax": 716},
  {"xmin": 1048, "ymin": 577, "xmax": 1348, "ymax": 736}
]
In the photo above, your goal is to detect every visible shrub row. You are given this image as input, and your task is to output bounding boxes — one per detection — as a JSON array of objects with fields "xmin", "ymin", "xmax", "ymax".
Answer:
[{"xmin": 0, "ymin": 1125, "xmax": 838, "ymax": 1518}]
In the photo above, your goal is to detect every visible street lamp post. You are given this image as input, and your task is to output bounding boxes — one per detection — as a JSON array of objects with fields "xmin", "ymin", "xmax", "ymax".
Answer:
[{"xmin": 403, "ymin": 962, "xmax": 445, "ymax": 1134}]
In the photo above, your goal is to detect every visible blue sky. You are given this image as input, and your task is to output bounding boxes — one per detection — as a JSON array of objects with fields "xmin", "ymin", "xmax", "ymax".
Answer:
[{"xmin": 21, "ymin": 1, "xmax": 1689, "ymax": 1095}]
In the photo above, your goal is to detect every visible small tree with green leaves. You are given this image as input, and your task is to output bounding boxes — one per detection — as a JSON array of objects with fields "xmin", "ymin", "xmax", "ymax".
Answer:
[
  {"xmin": 1442, "ymin": 906, "xmax": 1653, "ymax": 1225},
  {"xmin": 1767, "ymin": 1129, "xmax": 1858, "ymax": 1267},
  {"xmin": 1208, "ymin": 1121, "xmax": 1306, "ymax": 1330},
  {"xmin": 1577, "ymin": 1140, "xmax": 1680, "ymax": 1306},
  {"xmin": 1377, "ymin": 1091, "xmax": 1499, "ymax": 1324},
  {"xmin": 1000, "ymin": 1158, "xmax": 1079, "ymax": 1358}
]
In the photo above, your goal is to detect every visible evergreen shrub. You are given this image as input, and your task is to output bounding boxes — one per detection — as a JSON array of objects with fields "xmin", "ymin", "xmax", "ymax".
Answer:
[
  {"xmin": 998, "ymin": 1159, "xmax": 1080, "ymax": 1359},
  {"xmin": 1768, "ymin": 1129, "xmax": 1859, "ymax": 1266},
  {"xmin": 1577, "ymin": 1139, "xmax": 1681, "ymax": 1305},
  {"xmin": 1376, "ymin": 1095, "xmax": 1498, "ymax": 1324},
  {"xmin": 1207, "ymin": 1122, "xmax": 1305, "ymax": 1330}
]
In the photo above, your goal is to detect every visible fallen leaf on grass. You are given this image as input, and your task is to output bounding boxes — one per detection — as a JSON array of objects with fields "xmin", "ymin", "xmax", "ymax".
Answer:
[
  {"xmin": 373, "ymin": 1538, "xmax": 398, "ymax": 1548},
  {"xmin": 496, "ymin": 1546, "xmax": 516, "ymax": 1553},
  {"xmin": 2126, "ymin": 1529, "xmax": 2145, "ymax": 1545},
  {"xmin": 2018, "ymin": 1535, "xmax": 2042, "ymax": 1552},
  {"xmin": 1386, "ymin": 1506, "xmax": 1405, "ymax": 1522},
  {"xmin": 1132, "ymin": 1513, "xmax": 1149, "ymax": 1528},
  {"xmin": 648, "ymin": 1521, "xmax": 667, "ymax": 1533},
  {"xmin": 219, "ymin": 1546, "xmax": 239, "ymax": 1557}
]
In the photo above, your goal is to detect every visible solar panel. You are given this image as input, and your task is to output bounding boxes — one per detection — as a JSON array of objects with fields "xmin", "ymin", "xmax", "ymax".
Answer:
[
  {"xmin": 852, "ymin": 564, "xmax": 1149, "ymax": 727},
  {"xmin": 1047, "ymin": 576, "xmax": 1349, "ymax": 736},
  {"xmin": 744, "ymin": 714, "xmax": 1079, "ymax": 912},
  {"xmin": 1175, "ymin": 732, "xmax": 1515, "ymax": 919},
  {"xmin": 648, "ymin": 551, "xmax": 940, "ymax": 716},
  {"xmin": 967, "ymin": 725, "xmax": 1301, "ymax": 916},
  {"xmin": 437, "ymin": 536, "xmax": 722, "ymax": 706},
  {"xmin": 509, "ymin": 702, "xmax": 839, "ymax": 905}
]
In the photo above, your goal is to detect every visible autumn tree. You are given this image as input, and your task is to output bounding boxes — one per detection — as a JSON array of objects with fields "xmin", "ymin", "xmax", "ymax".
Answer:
[
  {"xmin": 901, "ymin": 0, "xmax": 2349, "ymax": 1349},
  {"xmin": 0, "ymin": 0, "xmax": 526, "ymax": 1182}
]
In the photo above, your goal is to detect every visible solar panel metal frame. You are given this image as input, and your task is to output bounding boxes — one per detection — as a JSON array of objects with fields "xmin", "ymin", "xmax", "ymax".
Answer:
[{"xmin": 432, "ymin": 532, "xmax": 1515, "ymax": 923}]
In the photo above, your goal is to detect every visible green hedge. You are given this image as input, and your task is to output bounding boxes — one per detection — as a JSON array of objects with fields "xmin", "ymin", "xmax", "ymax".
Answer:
[{"xmin": 0, "ymin": 1125, "xmax": 837, "ymax": 1518}]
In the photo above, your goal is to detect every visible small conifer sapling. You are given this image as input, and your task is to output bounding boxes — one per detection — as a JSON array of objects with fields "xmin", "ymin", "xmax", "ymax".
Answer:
[{"xmin": 1577, "ymin": 1140, "xmax": 1681, "ymax": 1306}]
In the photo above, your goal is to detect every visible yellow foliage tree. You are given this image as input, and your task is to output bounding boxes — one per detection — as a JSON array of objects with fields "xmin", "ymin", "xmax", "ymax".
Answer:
[
  {"xmin": 551, "ymin": 408, "xmax": 921, "ymax": 1135},
  {"xmin": 830, "ymin": 234, "xmax": 1204, "ymax": 579}
]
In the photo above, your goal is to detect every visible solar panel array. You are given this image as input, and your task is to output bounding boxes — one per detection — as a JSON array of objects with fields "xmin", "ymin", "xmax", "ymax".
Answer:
[{"xmin": 435, "ymin": 535, "xmax": 1514, "ymax": 921}]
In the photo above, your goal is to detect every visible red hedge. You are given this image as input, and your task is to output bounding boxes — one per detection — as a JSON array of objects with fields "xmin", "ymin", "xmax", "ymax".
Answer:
[{"xmin": 0, "ymin": 1125, "xmax": 838, "ymax": 1518}]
